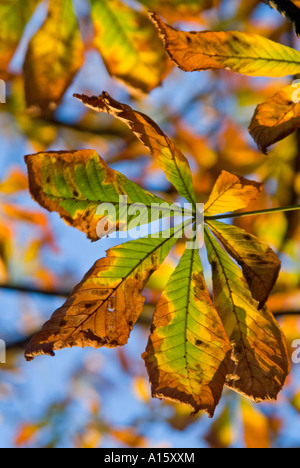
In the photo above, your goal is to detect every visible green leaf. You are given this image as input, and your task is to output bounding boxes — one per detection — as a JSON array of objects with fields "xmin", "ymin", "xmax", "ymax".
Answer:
[
  {"xmin": 25, "ymin": 149, "xmax": 184, "ymax": 241},
  {"xmin": 143, "ymin": 247, "xmax": 232, "ymax": 417}
]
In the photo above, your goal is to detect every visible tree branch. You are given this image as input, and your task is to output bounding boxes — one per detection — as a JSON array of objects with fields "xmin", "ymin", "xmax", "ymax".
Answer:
[
  {"xmin": 0, "ymin": 284, "xmax": 70, "ymax": 297},
  {"xmin": 264, "ymin": 0, "xmax": 300, "ymax": 35},
  {"xmin": 0, "ymin": 284, "xmax": 299, "ymax": 319}
]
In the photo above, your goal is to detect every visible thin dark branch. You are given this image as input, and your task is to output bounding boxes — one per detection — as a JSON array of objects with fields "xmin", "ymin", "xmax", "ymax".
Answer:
[
  {"xmin": 264, "ymin": 0, "xmax": 300, "ymax": 35},
  {"xmin": 0, "ymin": 284, "xmax": 70, "ymax": 297},
  {"xmin": 0, "ymin": 283, "xmax": 299, "ymax": 319}
]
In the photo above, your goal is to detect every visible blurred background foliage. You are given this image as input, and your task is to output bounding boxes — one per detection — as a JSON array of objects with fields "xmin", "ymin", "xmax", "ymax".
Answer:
[{"xmin": 1, "ymin": 0, "xmax": 300, "ymax": 448}]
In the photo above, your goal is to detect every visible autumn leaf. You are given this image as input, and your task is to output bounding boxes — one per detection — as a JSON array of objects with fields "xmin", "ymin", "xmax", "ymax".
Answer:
[
  {"xmin": 23, "ymin": 0, "xmax": 84, "ymax": 111},
  {"xmin": 249, "ymin": 84, "xmax": 300, "ymax": 154},
  {"xmin": 74, "ymin": 92, "xmax": 197, "ymax": 206},
  {"xmin": 205, "ymin": 227, "xmax": 290, "ymax": 402},
  {"xmin": 204, "ymin": 170, "xmax": 262, "ymax": 216},
  {"xmin": 204, "ymin": 405, "xmax": 232, "ymax": 448},
  {"xmin": 25, "ymin": 149, "xmax": 179, "ymax": 242},
  {"xmin": 206, "ymin": 220, "xmax": 281, "ymax": 309},
  {"xmin": 90, "ymin": 0, "xmax": 170, "ymax": 94},
  {"xmin": 23, "ymin": 96, "xmax": 291, "ymax": 415},
  {"xmin": 0, "ymin": 168, "xmax": 28, "ymax": 194},
  {"xmin": 0, "ymin": 0, "xmax": 40, "ymax": 79},
  {"xmin": 136, "ymin": 0, "xmax": 213, "ymax": 21},
  {"xmin": 25, "ymin": 228, "xmax": 180, "ymax": 360},
  {"xmin": 150, "ymin": 12, "xmax": 300, "ymax": 77},
  {"xmin": 143, "ymin": 248, "xmax": 232, "ymax": 417},
  {"xmin": 241, "ymin": 400, "xmax": 271, "ymax": 449}
]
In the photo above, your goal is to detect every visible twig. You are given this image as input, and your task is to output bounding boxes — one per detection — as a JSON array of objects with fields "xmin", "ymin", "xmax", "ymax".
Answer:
[{"xmin": 0, "ymin": 284, "xmax": 70, "ymax": 297}]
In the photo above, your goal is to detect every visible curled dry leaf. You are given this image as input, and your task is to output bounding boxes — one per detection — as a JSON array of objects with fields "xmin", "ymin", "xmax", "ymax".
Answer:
[
  {"xmin": 150, "ymin": 12, "xmax": 300, "ymax": 77},
  {"xmin": 74, "ymin": 92, "xmax": 197, "ymax": 206},
  {"xmin": 249, "ymin": 84, "xmax": 300, "ymax": 154},
  {"xmin": 143, "ymin": 248, "xmax": 232, "ymax": 417},
  {"xmin": 205, "ymin": 228, "xmax": 290, "ymax": 402}
]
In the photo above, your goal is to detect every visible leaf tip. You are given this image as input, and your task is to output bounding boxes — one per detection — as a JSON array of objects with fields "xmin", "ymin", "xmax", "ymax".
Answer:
[{"xmin": 25, "ymin": 342, "xmax": 56, "ymax": 362}]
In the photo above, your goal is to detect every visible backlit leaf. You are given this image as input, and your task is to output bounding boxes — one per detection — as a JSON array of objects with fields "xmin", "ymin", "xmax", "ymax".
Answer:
[
  {"xmin": 25, "ymin": 229, "xmax": 179, "ymax": 361},
  {"xmin": 143, "ymin": 248, "xmax": 232, "ymax": 417},
  {"xmin": 0, "ymin": 168, "xmax": 28, "ymax": 193},
  {"xmin": 136, "ymin": 0, "xmax": 213, "ymax": 21},
  {"xmin": 25, "ymin": 149, "xmax": 176, "ymax": 242},
  {"xmin": 90, "ymin": 0, "xmax": 170, "ymax": 94},
  {"xmin": 249, "ymin": 84, "xmax": 300, "ymax": 154},
  {"xmin": 204, "ymin": 170, "xmax": 262, "ymax": 216},
  {"xmin": 0, "ymin": 0, "xmax": 40, "ymax": 79},
  {"xmin": 150, "ymin": 12, "xmax": 300, "ymax": 78},
  {"xmin": 241, "ymin": 400, "xmax": 271, "ymax": 449},
  {"xmin": 204, "ymin": 405, "xmax": 233, "ymax": 448},
  {"xmin": 205, "ymin": 227, "xmax": 290, "ymax": 402},
  {"xmin": 23, "ymin": 0, "xmax": 84, "ymax": 111},
  {"xmin": 206, "ymin": 220, "xmax": 281, "ymax": 309},
  {"xmin": 74, "ymin": 92, "xmax": 197, "ymax": 206}
]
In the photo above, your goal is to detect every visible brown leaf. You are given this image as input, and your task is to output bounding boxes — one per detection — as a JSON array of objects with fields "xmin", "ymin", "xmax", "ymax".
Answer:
[
  {"xmin": 25, "ymin": 233, "xmax": 177, "ymax": 360},
  {"xmin": 205, "ymin": 228, "xmax": 290, "ymax": 402},
  {"xmin": 249, "ymin": 84, "xmax": 300, "ymax": 154},
  {"xmin": 149, "ymin": 12, "xmax": 300, "ymax": 77},
  {"xmin": 74, "ymin": 92, "xmax": 197, "ymax": 206},
  {"xmin": 206, "ymin": 220, "xmax": 281, "ymax": 309}
]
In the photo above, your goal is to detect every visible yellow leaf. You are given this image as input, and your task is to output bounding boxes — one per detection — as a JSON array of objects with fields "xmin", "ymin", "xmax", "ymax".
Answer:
[
  {"xmin": 90, "ymin": 0, "xmax": 170, "ymax": 94},
  {"xmin": 137, "ymin": 0, "xmax": 213, "ymax": 22},
  {"xmin": 150, "ymin": 12, "xmax": 300, "ymax": 77},
  {"xmin": 204, "ymin": 171, "xmax": 262, "ymax": 216},
  {"xmin": 249, "ymin": 84, "xmax": 300, "ymax": 154},
  {"xmin": 0, "ymin": 0, "xmax": 40, "ymax": 79},
  {"xmin": 204, "ymin": 405, "xmax": 233, "ymax": 448},
  {"xmin": 0, "ymin": 168, "xmax": 28, "ymax": 193},
  {"xmin": 241, "ymin": 400, "xmax": 271, "ymax": 449},
  {"xmin": 23, "ymin": 0, "xmax": 84, "ymax": 111}
]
